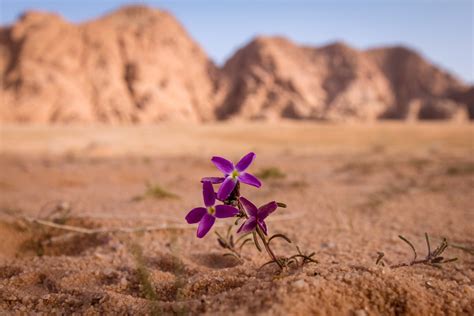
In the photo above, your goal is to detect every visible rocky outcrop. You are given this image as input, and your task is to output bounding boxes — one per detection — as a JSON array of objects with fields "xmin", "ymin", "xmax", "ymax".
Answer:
[
  {"xmin": 0, "ymin": 6, "xmax": 219, "ymax": 123},
  {"xmin": 366, "ymin": 46, "xmax": 467, "ymax": 119},
  {"xmin": 218, "ymin": 37, "xmax": 469, "ymax": 121},
  {"xmin": 448, "ymin": 87, "xmax": 474, "ymax": 119},
  {"xmin": 0, "ymin": 6, "xmax": 471, "ymax": 123},
  {"xmin": 217, "ymin": 38, "xmax": 393, "ymax": 121}
]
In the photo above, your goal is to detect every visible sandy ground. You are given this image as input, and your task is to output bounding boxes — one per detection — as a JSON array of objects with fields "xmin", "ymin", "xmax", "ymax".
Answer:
[{"xmin": 0, "ymin": 122, "xmax": 473, "ymax": 315}]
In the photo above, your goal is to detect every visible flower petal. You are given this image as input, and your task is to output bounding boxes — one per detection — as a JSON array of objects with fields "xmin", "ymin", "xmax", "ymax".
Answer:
[
  {"xmin": 197, "ymin": 213, "xmax": 215, "ymax": 238},
  {"xmin": 237, "ymin": 217, "xmax": 257, "ymax": 234},
  {"xmin": 258, "ymin": 201, "xmax": 278, "ymax": 219},
  {"xmin": 215, "ymin": 205, "xmax": 239, "ymax": 218},
  {"xmin": 239, "ymin": 196, "xmax": 258, "ymax": 217},
  {"xmin": 235, "ymin": 152, "xmax": 256, "ymax": 172},
  {"xmin": 185, "ymin": 207, "xmax": 206, "ymax": 224},
  {"xmin": 201, "ymin": 177, "xmax": 225, "ymax": 184},
  {"xmin": 238, "ymin": 172, "xmax": 261, "ymax": 188},
  {"xmin": 217, "ymin": 177, "xmax": 237, "ymax": 200},
  {"xmin": 202, "ymin": 181, "xmax": 215, "ymax": 207},
  {"xmin": 211, "ymin": 156, "xmax": 234, "ymax": 174},
  {"xmin": 257, "ymin": 220, "xmax": 268, "ymax": 235}
]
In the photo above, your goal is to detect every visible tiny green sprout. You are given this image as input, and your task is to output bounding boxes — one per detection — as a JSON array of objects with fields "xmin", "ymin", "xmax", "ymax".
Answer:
[
  {"xmin": 256, "ymin": 166, "xmax": 286, "ymax": 180},
  {"xmin": 132, "ymin": 182, "xmax": 179, "ymax": 201}
]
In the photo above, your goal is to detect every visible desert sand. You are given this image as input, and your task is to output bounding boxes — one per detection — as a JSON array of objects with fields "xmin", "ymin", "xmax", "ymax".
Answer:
[{"xmin": 0, "ymin": 122, "xmax": 473, "ymax": 315}]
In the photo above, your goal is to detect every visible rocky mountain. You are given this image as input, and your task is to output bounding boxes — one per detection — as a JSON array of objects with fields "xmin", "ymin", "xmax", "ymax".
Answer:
[
  {"xmin": 0, "ymin": 6, "xmax": 219, "ymax": 123},
  {"xmin": 218, "ymin": 38, "xmax": 394, "ymax": 121},
  {"xmin": 218, "ymin": 37, "xmax": 470, "ymax": 121},
  {"xmin": 0, "ymin": 5, "xmax": 471, "ymax": 123},
  {"xmin": 367, "ymin": 46, "xmax": 468, "ymax": 120}
]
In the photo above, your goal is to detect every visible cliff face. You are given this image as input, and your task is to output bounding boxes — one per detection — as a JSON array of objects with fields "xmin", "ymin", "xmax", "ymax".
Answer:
[
  {"xmin": 0, "ymin": 6, "xmax": 219, "ymax": 123},
  {"xmin": 218, "ymin": 37, "xmax": 469, "ymax": 122},
  {"xmin": 0, "ymin": 6, "xmax": 471, "ymax": 123},
  {"xmin": 218, "ymin": 38, "xmax": 394, "ymax": 122},
  {"xmin": 366, "ymin": 46, "xmax": 468, "ymax": 119}
]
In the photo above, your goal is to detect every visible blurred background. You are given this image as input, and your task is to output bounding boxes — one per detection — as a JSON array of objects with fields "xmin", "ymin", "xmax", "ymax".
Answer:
[
  {"xmin": 1, "ymin": 0, "xmax": 473, "ymax": 80},
  {"xmin": 0, "ymin": 0, "xmax": 473, "ymax": 124}
]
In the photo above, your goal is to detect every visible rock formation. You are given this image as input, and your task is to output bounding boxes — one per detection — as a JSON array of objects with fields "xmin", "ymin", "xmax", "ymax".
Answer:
[
  {"xmin": 218, "ymin": 37, "xmax": 469, "ymax": 121},
  {"xmin": 0, "ymin": 6, "xmax": 219, "ymax": 123},
  {"xmin": 218, "ymin": 38, "xmax": 394, "ymax": 121},
  {"xmin": 0, "ymin": 5, "xmax": 471, "ymax": 123}
]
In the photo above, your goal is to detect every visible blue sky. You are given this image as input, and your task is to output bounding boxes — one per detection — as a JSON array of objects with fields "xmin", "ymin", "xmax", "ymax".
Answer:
[{"xmin": 1, "ymin": 0, "xmax": 472, "ymax": 82}]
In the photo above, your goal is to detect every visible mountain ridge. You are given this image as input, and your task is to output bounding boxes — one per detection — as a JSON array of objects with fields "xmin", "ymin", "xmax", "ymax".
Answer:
[{"xmin": 1, "ymin": 5, "xmax": 472, "ymax": 123}]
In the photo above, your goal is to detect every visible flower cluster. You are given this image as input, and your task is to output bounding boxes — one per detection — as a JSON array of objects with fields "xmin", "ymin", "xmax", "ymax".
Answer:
[
  {"xmin": 185, "ymin": 152, "xmax": 316, "ymax": 270},
  {"xmin": 186, "ymin": 152, "xmax": 267, "ymax": 238}
]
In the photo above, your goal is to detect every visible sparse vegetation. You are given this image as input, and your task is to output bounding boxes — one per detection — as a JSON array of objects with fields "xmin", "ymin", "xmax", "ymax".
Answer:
[
  {"xmin": 185, "ymin": 153, "xmax": 317, "ymax": 271},
  {"xmin": 129, "ymin": 242, "xmax": 160, "ymax": 315},
  {"xmin": 215, "ymin": 225, "xmax": 252, "ymax": 259},
  {"xmin": 445, "ymin": 162, "xmax": 474, "ymax": 176},
  {"xmin": 256, "ymin": 166, "xmax": 286, "ymax": 180},
  {"xmin": 376, "ymin": 233, "xmax": 457, "ymax": 268},
  {"xmin": 336, "ymin": 161, "xmax": 375, "ymax": 175},
  {"xmin": 132, "ymin": 182, "xmax": 179, "ymax": 201}
]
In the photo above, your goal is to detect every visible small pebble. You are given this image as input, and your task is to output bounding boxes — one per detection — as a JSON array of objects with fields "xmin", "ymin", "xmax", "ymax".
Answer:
[
  {"xmin": 321, "ymin": 242, "xmax": 336, "ymax": 249},
  {"xmin": 103, "ymin": 268, "xmax": 114, "ymax": 277},
  {"xmin": 354, "ymin": 309, "xmax": 368, "ymax": 316},
  {"xmin": 119, "ymin": 277, "xmax": 128, "ymax": 287},
  {"xmin": 292, "ymin": 279, "xmax": 306, "ymax": 289}
]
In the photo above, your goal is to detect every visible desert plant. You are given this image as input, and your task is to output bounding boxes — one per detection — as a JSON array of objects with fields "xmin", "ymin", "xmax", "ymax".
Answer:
[
  {"xmin": 255, "ymin": 166, "xmax": 286, "ymax": 180},
  {"xmin": 376, "ymin": 233, "xmax": 457, "ymax": 268},
  {"xmin": 184, "ymin": 152, "xmax": 316, "ymax": 270},
  {"xmin": 132, "ymin": 182, "xmax": 179, "ymax": 201}
]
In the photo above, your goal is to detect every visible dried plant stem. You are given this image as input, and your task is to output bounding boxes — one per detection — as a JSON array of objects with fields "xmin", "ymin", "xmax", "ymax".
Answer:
[
  {"xmin": 13, "ymin": 212, "xmax": 302, "ymax": 236},
  {"xmin": 450, "ymin": 244, "xmax": 474, "ymax": 255},
  {"xmin": 390, "ymin": 258, "xmax": 440, "ymax": 269},
  {"xmin": 21, "ymin": 216, "xmax": 193, "ymax": 234},
  {"xmin": 387, "ymin": 234, "xmax": 457, "ymax": 269}
]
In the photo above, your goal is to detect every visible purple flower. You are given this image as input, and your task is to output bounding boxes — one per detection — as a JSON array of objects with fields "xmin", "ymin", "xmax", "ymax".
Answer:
[
  {"xmin": 237, "ymin": 197, "xmax": 277, "ymax": 235},
  {"xmin": 209, "ymin": 152, "xmax": 262, "ymax": 200},
  {"xmin": 185, "ymin": 181, "xmax": 239, "ymax": 238}
]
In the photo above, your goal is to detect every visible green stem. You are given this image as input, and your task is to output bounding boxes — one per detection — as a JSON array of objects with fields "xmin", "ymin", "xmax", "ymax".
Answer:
[
  {"xmin": 256, "ymin": 226, "xmax": 283, "ymax": 269},
  {"xmin": 236, "ymin": 198, "xmax": 283, "ymax": 269}
]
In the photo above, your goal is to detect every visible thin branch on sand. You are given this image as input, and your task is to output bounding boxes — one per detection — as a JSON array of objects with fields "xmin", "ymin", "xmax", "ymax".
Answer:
[{"xmin": 17, "ymin": 212, "xmax": 303, "ymax": 235}]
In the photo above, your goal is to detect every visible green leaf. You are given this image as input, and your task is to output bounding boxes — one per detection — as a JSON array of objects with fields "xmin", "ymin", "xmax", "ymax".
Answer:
[
  {"xmin": 252, "ymin": 232, "xmax": 262, "ymax": 252},
  {"xmin": 235, "ymin": 232, "xmax": 251, "ymax": 245},
  {"xmin": 442, "ymin": 257, "xmax": 458, "ymax": 263},
  {"xmin": 268, "ymin": 234, "xmax": 292, "ymax": 245},
  {"xmin": 238, "ymin": 238, "xmax": 253, "ymax": 251},
  {"xmin": 223, "ymin": 253, "xmax": 240, "ymax": 260},
  {"xmin": 217, "ymin": 238, "xmax": 228, "ymax": 249}
]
